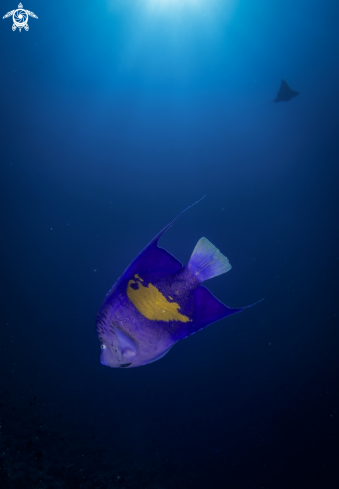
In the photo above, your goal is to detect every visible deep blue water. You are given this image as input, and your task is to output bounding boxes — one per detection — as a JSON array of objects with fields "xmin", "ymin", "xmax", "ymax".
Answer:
[{"xmin": 1, "ymin": 1, "xmax": 339, "ymax": 488}]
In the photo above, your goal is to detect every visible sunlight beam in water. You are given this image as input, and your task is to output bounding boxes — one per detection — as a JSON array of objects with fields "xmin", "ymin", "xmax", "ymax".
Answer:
[
  {"xmin": 105, "ymin": 0, "xmax": 238, "ymax": 85},
  {"xmin": 144, "ymin": 0, "xmax": 234, "ymax": 15},
  {"xmin": 147, "ymin": 0, "xmax": 202, "ymax": 10},
  {"xmin": 108, "ymin": 0, "xmax": 237, "ymax": 18}
]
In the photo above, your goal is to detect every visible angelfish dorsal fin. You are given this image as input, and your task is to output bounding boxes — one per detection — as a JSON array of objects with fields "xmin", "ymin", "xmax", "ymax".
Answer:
[{"xmin": 187, "ymin": 237, "xmax": 231, "ymax": 282}]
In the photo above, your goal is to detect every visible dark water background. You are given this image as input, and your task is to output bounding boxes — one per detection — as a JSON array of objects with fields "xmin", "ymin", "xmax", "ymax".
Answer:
[{"xmin": 1, "ymin": 1, "xmax": 338, "ymax": 487}]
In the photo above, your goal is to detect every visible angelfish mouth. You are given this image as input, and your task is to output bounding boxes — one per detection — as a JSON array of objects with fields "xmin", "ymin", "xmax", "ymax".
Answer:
[{"xmin": 120, "ymin": 363, "xmax": 132, "ymax": 368}]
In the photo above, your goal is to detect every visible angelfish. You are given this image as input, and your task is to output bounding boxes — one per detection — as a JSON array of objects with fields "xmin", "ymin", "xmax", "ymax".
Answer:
[{"xmin": 96, "ymin": 207, "xmax": 247, "ymax": 368}]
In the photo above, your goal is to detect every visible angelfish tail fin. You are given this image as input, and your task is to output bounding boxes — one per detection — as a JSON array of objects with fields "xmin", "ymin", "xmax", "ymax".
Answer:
[{"xmin": 187, "ymin": 237, "xmax": 232, "ymax": 283}]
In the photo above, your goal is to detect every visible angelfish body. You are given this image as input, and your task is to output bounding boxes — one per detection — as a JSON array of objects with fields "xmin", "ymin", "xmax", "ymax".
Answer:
[{"xmin": 96, "ymin": 209, "xmax": 245, "ymax": 368}]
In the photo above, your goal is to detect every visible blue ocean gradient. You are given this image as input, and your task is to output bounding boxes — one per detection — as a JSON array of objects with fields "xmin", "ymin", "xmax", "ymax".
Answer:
[{"xmin": 0, "ymin": 1, "xmax": 339, "ymax": 487}]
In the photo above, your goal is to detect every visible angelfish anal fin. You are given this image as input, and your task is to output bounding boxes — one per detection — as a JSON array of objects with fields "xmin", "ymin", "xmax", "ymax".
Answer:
[{"xmin": 173, "ymin": 286, "xmax": 244, "ymax": 341}]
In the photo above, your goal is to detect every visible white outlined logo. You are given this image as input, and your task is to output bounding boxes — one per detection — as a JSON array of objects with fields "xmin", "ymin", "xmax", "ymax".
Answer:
[{"xmin": 3, "ymin": 3, "xmax": 38, "ymax": 32}]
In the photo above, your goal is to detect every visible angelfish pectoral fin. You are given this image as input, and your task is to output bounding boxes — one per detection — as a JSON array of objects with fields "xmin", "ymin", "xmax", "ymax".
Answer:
[{"xmin": 114, "ymin": 327, "xmax": 137, "ymax": 360}]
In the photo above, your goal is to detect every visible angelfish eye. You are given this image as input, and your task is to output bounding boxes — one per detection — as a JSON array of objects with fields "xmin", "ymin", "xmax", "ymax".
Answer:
[{"xmin": 101, "ymin": 344, "xmax": 106, "ymax": 350}]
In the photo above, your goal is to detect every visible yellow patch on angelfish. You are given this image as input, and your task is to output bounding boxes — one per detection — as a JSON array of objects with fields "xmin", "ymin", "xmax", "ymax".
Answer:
[{"xmin": 127, "ymin": 275, "xmax": 191, "ymax": 323}]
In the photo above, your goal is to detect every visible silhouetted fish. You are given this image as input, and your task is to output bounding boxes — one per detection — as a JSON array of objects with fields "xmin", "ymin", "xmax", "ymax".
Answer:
[{"xmin": 274, "ymin": 79, "xmax": 299, "ymax": 102}]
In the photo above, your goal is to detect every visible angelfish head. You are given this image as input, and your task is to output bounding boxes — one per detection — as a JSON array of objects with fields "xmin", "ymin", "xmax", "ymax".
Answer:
[
  {"xmin": 99, "ymin": 326, "xmax": 138, "ymax": 369},
  {"xmin": 99, "ymin": 341, "xmax": 122, "ymax": 368}
]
